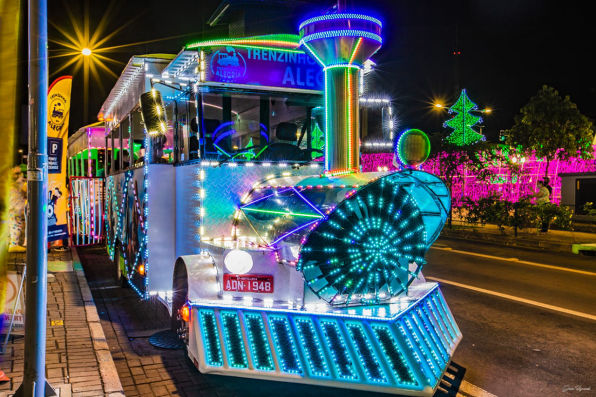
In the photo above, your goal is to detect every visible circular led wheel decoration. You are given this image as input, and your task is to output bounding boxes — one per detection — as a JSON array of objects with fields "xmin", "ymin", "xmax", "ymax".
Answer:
[
  {"xmin": 297, "ymin": 175, "xmax": 427, "ymax": 305},
  {"xmin": 224, "ymin": 249, "xmax": 253, "ymax": 274},
  {"xmin": 395, "ymin": 128, "xmax": 431, "ymax": 168}
]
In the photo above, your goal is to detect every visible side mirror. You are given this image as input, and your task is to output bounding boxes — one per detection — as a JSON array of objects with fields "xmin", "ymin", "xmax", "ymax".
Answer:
[{"xmin": 140, "ymin": 89, "xmax": 167, "ymax": 136}]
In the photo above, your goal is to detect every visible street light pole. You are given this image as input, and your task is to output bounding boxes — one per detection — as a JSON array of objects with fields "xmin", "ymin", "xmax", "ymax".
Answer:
[{"xmin": 16, "ymin": 0, "xmax": 55, "ymax": 394}]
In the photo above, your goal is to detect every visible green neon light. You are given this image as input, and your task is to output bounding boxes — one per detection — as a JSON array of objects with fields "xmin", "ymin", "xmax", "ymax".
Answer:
[
  {"xmin": 443, "ymin": 89, "xmax": 485, "ymax": 146},
  {"xmin": 242, "ymin": 207, "xmax": 322, "ymax": 219},
  {"xmin": 186, "ymin": 34, "xmax": 300, "ymax": 50},
  {"xmin": 204, "ymin": 44, "xmax": 305, "ymax": 54},
  {"xmin": 396, "ymin": 129, "xmax": 431, "ymax": 167}
]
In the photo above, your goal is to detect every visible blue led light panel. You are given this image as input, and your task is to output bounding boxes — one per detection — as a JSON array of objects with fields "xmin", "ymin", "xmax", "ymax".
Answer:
[
  {"xmin": 344, "ymin": 321, "xmax": 389, "ymax": 384},
  {"xmin": 268, "ymin": 315, "xmax": 303, "ymax": 375},
  {"xmin": 220, "ymin": 311, "xmax": 249, "ymax": 369},
  {"xmin": 318, "ymin": 319, "xmax": 360, "ymax": 381},
  {"xmin": 243, "ymin": 312, "xmax": 275, "ymax": 372},
  {"xmin": 370, "ymin": 324, "xmax": 420, "ymax": 388},
  {"xmin": 292, "ymin": 316, "xmax": 332, "ymax": 379},
  {"xmin": 199, "ymin": 309, "xmax": 224, "ymax": 367}
]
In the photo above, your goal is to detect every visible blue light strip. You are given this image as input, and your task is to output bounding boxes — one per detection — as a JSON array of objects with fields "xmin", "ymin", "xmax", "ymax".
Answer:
[
  {"xmin": 193, "ymin": 287, "xmax": 461, "ymax": 392},
  {"xmin": 143, "ymin": 133, "xmax": 150, "ymax": 298},
  {"xmin": 213, "ymin": 128, "xmax": 237, "ymax": 146},
  {"xmin": 425, "ymin": 298, "xmax": 454, "ymax": 346},
  {"xmin": 396, "ymin": 321, "xmax": 433, "ymax": 385},
  {"xmin": 370, "ymin": 323, "xmax": 419, "ymax": 387},
  {"xmin": 401, "ymin": 317, "xmax": 440, "ymax": 379},
  {"xmin": 300, "ymin": 30, "xmax": 382, "ymax": 45},
  {"xmin": 243, "ymin": 312, "xmax": 275, "ymax": 372},
  {"xmin": 190, "ymin": 283, "xmax": 440, "ymax": 321},
  {"xmin": 344, "ymin": 321, "xmax": 389, "ymax": 384},
  {"xmin": 420, "ymin": 302, "xmax": 451, "ymax": 352},
  {"xmin": 409, "ymin": 311, "xmax": 444, "ymax": 369},
  {"xmin": 199, "ymin": 309, "xmax": 224, "ymax": 367},
  {"xmin": 292, "ymin": 316, "xmax": 332, "ymax": 379},
  {"xmin": 268, "ymin": 315, "xmax": 303, "ymax": 375},
  {"xmin": 220, "ymin": 311, "xmax": 249, "ymax": 369},
  {"xmin": 318, "ymin": 318, "xmax": 359, "ymax": 381},
  {"xmin": 299, "ymin": 13, "xmax": 383, "ymax": 30},
  {"xmin": 432, "ymin": 292, "xmax": 458, "ymax": 340},
  {"xmin": 414, "ymin": 307, "xmax": 448, "ymax": 363}
]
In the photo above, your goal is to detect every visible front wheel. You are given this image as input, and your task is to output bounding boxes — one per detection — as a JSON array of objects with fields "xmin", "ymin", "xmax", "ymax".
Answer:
[{"xmin": 171, "ymin": 260, "xmax": 189, "ymax": 344}]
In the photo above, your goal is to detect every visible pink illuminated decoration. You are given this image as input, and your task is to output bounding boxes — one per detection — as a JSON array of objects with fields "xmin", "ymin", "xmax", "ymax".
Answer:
[{"xmin": 361, "ymin": 146, "xmax": 596, "ymax": 205}]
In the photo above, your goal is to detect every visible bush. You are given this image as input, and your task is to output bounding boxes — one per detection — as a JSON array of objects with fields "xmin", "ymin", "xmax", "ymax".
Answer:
[
  {"xmin": 539, "ymin": 203, "xmax": 573, "ymax": 230},
  {"xmin": 461, "ymin": 196, "xmax": 573, "ymax": 233},
  {"xmin": 584, "ymin": 202, "xmax": 596, "ymax": 217},
  {"xmin": 462, "ymin": 195, "xmax": 514, "ymax": 232}
]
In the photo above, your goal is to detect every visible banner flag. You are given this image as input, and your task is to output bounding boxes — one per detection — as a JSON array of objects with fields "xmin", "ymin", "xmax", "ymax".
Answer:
[{"xmin": 47, "ymin": 76, "xmax": 72, "ymax": 242}]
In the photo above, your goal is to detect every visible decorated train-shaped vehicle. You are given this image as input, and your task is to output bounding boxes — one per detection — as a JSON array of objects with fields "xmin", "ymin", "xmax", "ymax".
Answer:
[{"xmin": 94, "ymin": 9, "xmax": 461, "ymax": 396}]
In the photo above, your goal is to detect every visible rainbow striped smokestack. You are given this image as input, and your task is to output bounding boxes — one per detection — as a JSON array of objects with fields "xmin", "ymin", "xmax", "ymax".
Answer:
[{"xmin": 299, "ymin": 12, "xmax": 382, "ymax": 172}]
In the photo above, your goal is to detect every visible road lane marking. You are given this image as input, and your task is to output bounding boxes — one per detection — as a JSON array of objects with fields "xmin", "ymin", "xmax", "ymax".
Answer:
[
  {"xmin": 430, "ymin": 246, "xmax": 596, "ymax": 277},
  {"xmin": 458, "ymin": 380, "xmax": 498, "ymax": 397},
  {"xmin": 427, "ymin": 276, "xmax": 596, "ymax": 321}
]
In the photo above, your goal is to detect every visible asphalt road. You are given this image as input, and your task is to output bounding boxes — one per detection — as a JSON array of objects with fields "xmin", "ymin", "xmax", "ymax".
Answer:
[
  {"xmin": 78, "ymin": 241, "xmax": 596, "ymax": 397},
  {"xmin": 425, "ymin": 238, "xmax": 596, "ymax": 397}
]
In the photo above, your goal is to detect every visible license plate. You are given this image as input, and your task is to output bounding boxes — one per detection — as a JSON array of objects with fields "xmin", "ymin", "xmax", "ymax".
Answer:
[{"xmin": 223, "ymin": 274, "xmax": 274, "ymax": 293}]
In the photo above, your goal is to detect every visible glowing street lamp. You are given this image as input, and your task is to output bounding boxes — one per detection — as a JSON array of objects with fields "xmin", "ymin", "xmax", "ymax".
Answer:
[{"xmin": 81, "ymin": 48, "xmax": 92, "ymax": 56}]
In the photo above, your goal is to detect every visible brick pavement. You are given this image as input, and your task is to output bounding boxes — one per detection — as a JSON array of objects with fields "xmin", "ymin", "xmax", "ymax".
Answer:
[
  {"xmin": 0, "ymin": 249, "xmax": 123, "ymax": 397},
  {"xmin": 77, "ymin": 246, "xmax": 417, "ymax": 397}
]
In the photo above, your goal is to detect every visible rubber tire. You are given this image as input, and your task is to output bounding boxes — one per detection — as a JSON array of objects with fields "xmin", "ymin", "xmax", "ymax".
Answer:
[{"xmin": 171, "ymin": 262, "xmax": 189, "ymax": 332}]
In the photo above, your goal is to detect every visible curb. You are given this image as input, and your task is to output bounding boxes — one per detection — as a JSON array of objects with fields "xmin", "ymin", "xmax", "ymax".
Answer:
[{"xmin": 71, "ymin": 246, "xmax": 125, "ymax": 396}]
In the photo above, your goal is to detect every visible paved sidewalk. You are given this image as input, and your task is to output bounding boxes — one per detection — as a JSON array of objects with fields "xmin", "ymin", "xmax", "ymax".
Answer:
[
  {"xmin": 0, "ymin": 248, "xmax": 123, "ymax": 397},
  {"xmin": 440, "ymin": 222, "xmax": 596, "ymax": 254}
]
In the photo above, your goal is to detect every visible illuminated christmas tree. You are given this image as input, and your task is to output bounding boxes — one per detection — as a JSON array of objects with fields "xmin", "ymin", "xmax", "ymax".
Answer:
[{"xmin": 443, "ymin": 89, "xmax": 485, "ymax": 146}]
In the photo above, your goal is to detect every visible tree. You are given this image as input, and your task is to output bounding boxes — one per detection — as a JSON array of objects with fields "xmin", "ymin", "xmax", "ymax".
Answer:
[
  {"xmin": 444, "ymin": 89, "xmax": 486, "ymax": 146},
  {"xmin": 428, "ymin": 134, "xmax": 500, "ymax": 228},
  {"xmin": 504, "ymin": 85, "xmax": 595, "ymax": 178}
]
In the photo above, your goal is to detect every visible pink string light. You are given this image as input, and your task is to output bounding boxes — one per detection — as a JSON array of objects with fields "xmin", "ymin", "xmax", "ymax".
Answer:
[{"xmin": 361, "ymin": 146, "xmax": 596, "ymax": 205}]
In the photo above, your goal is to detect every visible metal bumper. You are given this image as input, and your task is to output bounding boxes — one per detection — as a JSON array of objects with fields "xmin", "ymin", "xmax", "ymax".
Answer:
[{"xmin": 187, "ymin": 283, "xmax": 461, "ymax": 396}]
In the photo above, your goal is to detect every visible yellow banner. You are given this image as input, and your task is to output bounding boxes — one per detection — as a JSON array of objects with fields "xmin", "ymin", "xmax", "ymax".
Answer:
[{"xmin": 47, "ymin": 76, "xmax": 72, "ymax": 242}]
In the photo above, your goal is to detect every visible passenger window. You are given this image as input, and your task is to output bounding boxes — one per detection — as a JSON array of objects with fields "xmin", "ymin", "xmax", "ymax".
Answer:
[
  {"xmin": 198, "ymin": 92, "xmax": 316, "ymax": 163},
  {"xmin": 131, "ymin": 108, "xmax": 145, "ymax": 167}
]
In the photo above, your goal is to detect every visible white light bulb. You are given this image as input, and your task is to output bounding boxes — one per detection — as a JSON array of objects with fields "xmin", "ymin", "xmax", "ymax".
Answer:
[{"xmin": 224, "ymin": 249, "xmax": 253, "ymax": 274}]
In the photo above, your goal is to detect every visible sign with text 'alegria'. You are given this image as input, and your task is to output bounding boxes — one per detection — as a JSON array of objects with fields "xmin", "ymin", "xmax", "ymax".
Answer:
[{"xmin": 206, "ymin": 46, "xmax": 323, "ymax": 91}]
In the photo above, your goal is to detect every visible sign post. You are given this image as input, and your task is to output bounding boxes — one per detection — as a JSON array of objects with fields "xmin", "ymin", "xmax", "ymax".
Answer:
[{"xmin": 16, "ymin": 0, "xmax": 56, "ymax": 394}]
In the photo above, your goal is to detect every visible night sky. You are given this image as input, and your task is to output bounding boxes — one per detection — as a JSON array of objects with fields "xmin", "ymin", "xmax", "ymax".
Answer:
[{"xmin": 47, "ymin": 0, "xmax": 596, "ymax": 141}]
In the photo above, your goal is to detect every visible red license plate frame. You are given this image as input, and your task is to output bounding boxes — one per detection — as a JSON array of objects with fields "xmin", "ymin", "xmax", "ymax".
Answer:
[{"xmin": 223, "ymin": 274, "xmax": 274, "ymax": 294}]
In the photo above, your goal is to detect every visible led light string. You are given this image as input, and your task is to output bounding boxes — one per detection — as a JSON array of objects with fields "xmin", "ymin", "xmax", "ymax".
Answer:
[
  {"xmin": 299, "ymin": 13, "xmax": 383, "ymax": 31},
  {"xmin": 297, "ymin": 177, "xmax": 427, "ymax": 306}
]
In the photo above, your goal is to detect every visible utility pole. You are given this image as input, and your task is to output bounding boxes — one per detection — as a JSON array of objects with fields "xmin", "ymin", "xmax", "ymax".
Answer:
[{"xmin": 16, "ymin": 0, "xmax": 55, "ymax": 394}]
